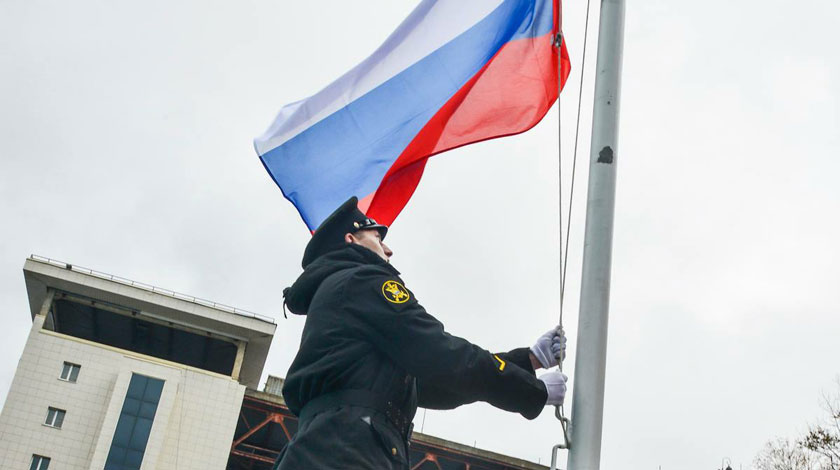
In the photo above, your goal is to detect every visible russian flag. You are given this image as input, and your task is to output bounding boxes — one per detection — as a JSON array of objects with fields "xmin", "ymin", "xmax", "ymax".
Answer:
[{"xmin": 255, "ymin": 0, "xmax": 571, "ymax": 231}]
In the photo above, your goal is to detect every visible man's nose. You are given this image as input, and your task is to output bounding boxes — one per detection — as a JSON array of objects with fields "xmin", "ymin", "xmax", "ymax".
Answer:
[{"xmin": 382, "ymin": 243, "xmax": 393, "ymax": 257}]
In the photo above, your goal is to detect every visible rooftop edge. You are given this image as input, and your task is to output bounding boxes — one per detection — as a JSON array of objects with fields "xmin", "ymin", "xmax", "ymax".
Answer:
[{"xmin": 28, "ymin": 254, "xmax": 276, "ymax": 325}]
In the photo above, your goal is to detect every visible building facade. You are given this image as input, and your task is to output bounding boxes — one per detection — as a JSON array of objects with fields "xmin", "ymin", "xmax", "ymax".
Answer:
[{"xmin": 0, "ymin": 256, "xmax": 276, "ymax": 470}]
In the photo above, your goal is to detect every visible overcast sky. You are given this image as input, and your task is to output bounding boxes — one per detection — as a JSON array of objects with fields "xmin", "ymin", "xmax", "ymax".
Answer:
[{"xmin": 2, "ymin": 1, "xmax": 839, "ymax": 469}]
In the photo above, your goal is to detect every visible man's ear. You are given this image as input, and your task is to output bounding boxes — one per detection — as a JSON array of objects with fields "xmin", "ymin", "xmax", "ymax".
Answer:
[{"xmin": 344, "ymin": 233, "xmax": 355, "ymax": 244}]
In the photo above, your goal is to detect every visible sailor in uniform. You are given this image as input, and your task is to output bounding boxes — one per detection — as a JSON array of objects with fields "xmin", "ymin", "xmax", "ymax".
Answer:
[{"xmin": 275, "ymin": 197, "xmax": 568, "ymax": 469}]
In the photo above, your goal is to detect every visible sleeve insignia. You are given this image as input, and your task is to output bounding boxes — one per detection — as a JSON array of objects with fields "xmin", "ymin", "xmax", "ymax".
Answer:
[
  {"xmin": 382, "ymin": 280, "xmax": 410, "ymax": 304},
  {"xmin": 493, "ymin": 354, "xmax": 507, "ymax": 371}
]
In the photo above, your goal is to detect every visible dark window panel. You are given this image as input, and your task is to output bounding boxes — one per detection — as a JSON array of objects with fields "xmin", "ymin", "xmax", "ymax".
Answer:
[
  {"xmin": 52, "ymin": 298, "xmax": 236, "ymax": 376},
  {"xmin": 105, "ymin": 374, "xmax": 164, "ymax": 470}
]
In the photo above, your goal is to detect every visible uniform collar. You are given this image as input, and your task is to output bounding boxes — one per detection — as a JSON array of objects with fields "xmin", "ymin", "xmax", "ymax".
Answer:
[
  {"xmin": 284, "ymin": 243, "xmax": 399, "ymax": 315},
  {"xmin": 344, "ymin": 243, "xmax": 400, "ymax": 276}
]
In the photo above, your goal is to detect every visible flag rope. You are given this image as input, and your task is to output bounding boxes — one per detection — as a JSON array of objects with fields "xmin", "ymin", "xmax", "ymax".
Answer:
[
  {"xmin": 559, "ymin": 0, "xmax": 594, "ymax": 337},
  {"xmin": 553, "ymin": 0, "xmax": 594, "ymax": 462}
]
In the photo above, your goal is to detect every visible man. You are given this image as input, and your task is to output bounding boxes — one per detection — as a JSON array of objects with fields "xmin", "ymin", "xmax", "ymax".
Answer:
[{"xmin": 276, "ymin": 197, "xmax": 568, "ymax": 469}]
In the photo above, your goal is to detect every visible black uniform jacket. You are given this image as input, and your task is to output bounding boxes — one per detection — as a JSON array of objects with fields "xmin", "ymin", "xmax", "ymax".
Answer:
[{"xmin": 275, "ymin": 244, "xmax": 547, "ymax": 469}]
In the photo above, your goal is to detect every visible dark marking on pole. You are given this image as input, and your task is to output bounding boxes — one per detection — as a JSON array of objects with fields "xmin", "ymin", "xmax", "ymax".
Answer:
[{"xmin": 597, "ymin": 146, "xmax": 614, "ymax": 164}]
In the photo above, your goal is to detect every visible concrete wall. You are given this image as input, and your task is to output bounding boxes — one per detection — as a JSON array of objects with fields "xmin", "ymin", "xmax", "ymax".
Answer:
[{"xmin": 0, "ymin": 313, "xmax": 245, "ymax": 470}]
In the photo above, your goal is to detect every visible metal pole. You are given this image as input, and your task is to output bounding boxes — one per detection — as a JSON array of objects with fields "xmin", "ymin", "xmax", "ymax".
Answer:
[{"xmin": 566, "ymin": 0, "xmax": 625, "ymax": 468}]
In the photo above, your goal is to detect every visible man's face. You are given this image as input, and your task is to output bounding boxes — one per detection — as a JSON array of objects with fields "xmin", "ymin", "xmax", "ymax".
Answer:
[{"xmin": 346, "ymin": 228, "xmax": 392, "ymax": 261}]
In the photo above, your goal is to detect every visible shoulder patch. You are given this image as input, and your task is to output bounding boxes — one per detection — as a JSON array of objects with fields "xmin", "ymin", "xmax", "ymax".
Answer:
[{"xmin": 381, "ymin": 280, "xmax": 410, "ymax": 304}]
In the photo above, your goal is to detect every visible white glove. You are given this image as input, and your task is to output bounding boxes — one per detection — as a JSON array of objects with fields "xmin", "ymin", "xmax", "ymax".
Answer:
[
  {"xmin": 539, "ymin": 370, "xmax": 568, "ymax": 406},
  {"xmin": 530, "ymin": 326, "xmax": 567, "ymax": 368}
]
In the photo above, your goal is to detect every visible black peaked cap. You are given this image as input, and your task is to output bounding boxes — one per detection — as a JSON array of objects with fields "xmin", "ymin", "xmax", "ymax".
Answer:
[{"xmin": 301, "ymin": 197, "xmax": 388, "ymax": 268}]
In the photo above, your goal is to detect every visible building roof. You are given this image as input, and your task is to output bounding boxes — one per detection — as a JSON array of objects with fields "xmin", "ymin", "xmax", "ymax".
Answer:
[{"xmin": 23, "ymin": 255, "xmax": 276, "ymax": 388}]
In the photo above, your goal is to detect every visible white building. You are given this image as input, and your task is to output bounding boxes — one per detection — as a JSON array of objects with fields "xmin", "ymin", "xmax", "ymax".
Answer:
[{"xmin": 0, "ymin": 256, "xmax": 276, "ymax": 470}]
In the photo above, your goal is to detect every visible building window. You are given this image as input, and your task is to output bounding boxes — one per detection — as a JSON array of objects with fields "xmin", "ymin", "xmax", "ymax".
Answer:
[
  {"xmin": 59, "ymin": 362, "xmax": 81, "ymax": 382},
  {"xmin": 30, "ymin": 455, "xmax": 50, "ymax": 470},
  {"xmin": 44, "ymin": 407, "xmax": 65, "ymax": 428},
  {"xmin": 105, "ymin": 374, "xmax": 164, "ymax": 470},
  {"xmin": 49, "ymin": 297, "xmax": 237, "ymax": 376}
]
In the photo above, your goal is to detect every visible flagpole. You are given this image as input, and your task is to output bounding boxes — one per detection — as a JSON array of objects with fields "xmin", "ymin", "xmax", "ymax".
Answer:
[{"xmin": 566, "ymin": 0, "xmax": 625, "ymax": 468}]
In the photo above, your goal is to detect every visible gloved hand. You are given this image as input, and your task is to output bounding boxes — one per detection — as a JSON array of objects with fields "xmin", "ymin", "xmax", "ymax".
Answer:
[
  {"xmin": 538, "ymin": 370, "xmax": 568, "ymax": 406},
  {"xmin": 530, "ymin": 326, "xmax": 567, "ymax": 369}
]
